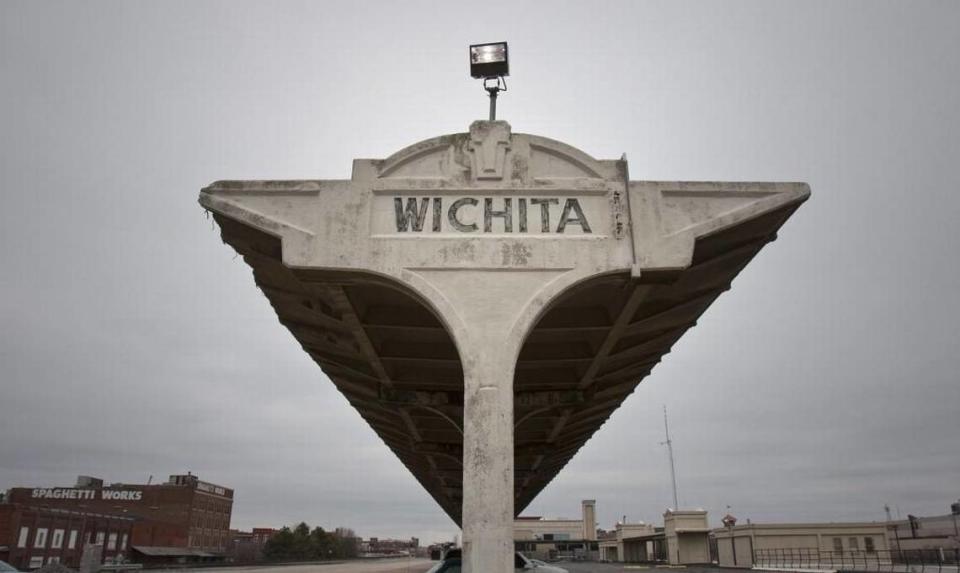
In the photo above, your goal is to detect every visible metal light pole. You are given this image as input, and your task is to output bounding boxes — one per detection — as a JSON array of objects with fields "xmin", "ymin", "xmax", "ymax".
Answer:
[{"xmin": 484, "ymin": 77, "xmax": 506, "ymax": 121}]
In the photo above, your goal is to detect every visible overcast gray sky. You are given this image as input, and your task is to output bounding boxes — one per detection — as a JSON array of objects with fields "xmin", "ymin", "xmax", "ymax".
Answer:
[{"xmin": 1, "ymin": 0, "xmax": 958, "ymax": 545}]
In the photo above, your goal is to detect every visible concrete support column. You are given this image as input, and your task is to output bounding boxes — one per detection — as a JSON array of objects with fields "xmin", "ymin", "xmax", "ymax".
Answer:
[
  {"xmin": 414, "ymin": 269, "xmax": 563, "ymax": 573},
  {"xmin": 462, "ymin": 346, "xmax": 515, "ymax": 573}
]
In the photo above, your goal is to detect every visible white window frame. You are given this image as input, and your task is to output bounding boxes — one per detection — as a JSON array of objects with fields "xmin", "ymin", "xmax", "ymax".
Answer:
[
  {"xmin": 35, "ymin": 527, "xmax": 49, "ymax": 548},
  {"xmin": 18, "ymin": 526, "xmax": 30, "ymax": 548},
  {"xmin": 108, "ymin": 532, "xmax": 118, "ymax": 550},
  {"xmin": 68, "ymin": 530, "xmax": 78, "ymax": 550},
  {"xmin": 29, "ymin": 556, "xmax": 44, "ymax": 569},
  {"xmin": 52, "ymin": 528, "xmax": 65, "ymax": 549},
  {"xmin": 120, "ymin": 533, "xmax": 128, "ymax": 550},
  {"xmin": 47, "ymin": 557, "xmax": 60, "ymax": 564},
  {"xmin": 96, "ymin": 531, "xmax": 105, "ymax": 545}
]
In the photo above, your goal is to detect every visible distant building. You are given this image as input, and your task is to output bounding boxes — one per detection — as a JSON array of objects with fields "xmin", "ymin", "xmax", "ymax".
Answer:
[
  {"xmin": 597, "ymin": 510, "xmax": 710, "ymax": 565},
  {"xmin": 598, "ymin": 521, "xmax": 662, "ymax": 563},
  {"xmin": 713, "ymin": 520, "xmax": 891, "ymax": 568},
  {"xmin": 4, "ymin": 473, "xmax": 233, "ymax": 566},
  {"xmin": 664, "ymin": 510, "xmax": 711, "ymax": 564},
  {"xmin": 251, "ymin": 527, "xmax": 277, "ymax": 546},
  {"xmin": 227, "ymin": 528, "xmax": 276, "ymax": 563},
  {"xmin": 226, "ymin": 529, "xmax": 254, "ymax": 562},
  {"xmin": 514, "ymin": 500, "xmax": 598, "ymax": 560},
  {"xmin": 0, "ymin": 502, "xmax": 135, "ymax": 570}
]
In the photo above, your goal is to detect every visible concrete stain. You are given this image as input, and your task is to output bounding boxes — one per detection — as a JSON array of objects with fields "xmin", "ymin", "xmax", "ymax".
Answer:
[{"xmin": 500, "ymin": 242, "xmax": 532, "ymax": 266}]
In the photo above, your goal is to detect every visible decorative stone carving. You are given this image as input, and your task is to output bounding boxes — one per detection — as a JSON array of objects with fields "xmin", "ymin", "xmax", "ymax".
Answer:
[{"xmin": 469, "ymin": 121, "xmax": 511, "ymax": 181}]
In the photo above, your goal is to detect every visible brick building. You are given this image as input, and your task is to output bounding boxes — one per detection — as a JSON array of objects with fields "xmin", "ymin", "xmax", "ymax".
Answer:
[
  {"xmin": 227, "ymin": 527, "xmax": 277, "ymax": 563},
  {"xmin": 0, "ymin": 503, "xmax": 135, "ymax": 570},
  {"xmin": 4, "ymin": 473, "xmax": 233, "ymax": 565}
]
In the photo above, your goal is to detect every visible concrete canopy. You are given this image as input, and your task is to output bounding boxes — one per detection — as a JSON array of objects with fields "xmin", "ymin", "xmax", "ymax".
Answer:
[{"xmin": 199, "ymin": 120, "xmax": 807, "ymax": 571}]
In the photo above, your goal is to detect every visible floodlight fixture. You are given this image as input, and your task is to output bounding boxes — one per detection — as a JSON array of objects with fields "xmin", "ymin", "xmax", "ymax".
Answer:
[
  {"xmin": 470, "ymin": 42, "xmax": 509, "ymax": 121},
  {"xmin": 470, "ymin": 42, "xmax": 509, "ymax": 79}
]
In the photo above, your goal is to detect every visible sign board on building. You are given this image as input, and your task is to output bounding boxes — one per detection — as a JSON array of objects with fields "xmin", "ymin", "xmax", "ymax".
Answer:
[{"xmin": 31, "ymin": 488, "xmax": 144, "ymax": 501}]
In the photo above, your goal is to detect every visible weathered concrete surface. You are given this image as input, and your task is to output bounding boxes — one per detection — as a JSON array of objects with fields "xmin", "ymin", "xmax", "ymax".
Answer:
[{"xmin": 199, "ymin": 120, "xmax": 808, "ymax": 573}]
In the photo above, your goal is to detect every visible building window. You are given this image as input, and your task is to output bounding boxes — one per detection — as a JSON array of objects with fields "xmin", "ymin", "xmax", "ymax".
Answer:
[
  {"xmin": 108, "ymin": 533, "xmax": 118, "ymax": 551},
  {"xmin": 35, "ymin": 528, "xmax": 49, "ymax": 548},
  {"xmin": 121, "ymin": 533, "xmax": 128, "ymax": 550},
  {"xmin": 68, "ymin": 530, "xmax": 78, "ymax": 550},
  {"xmin": 864, "ymin": 537, "xmax": 875, "ymax": 552},
  {"xmin": 848, "ymin": 537, "xmax": 859, "ymax": 551},
  {"xmin": 29, "ymin": 557, "xmax": 44, "ymax": 569},
  {"xmin": 47, "ymin": 557, "xmax": 60, "ymax": 565},
  {"xmin": 96, "ymin": 531, "xmax": 105, "ymax": 545},
  {"xmin": 18, "ymin": 527, "xmax": 29, "ymax": 548},
  {"xmin": 832, "ymin": 538, "xmax": 843, "ymax": 552},
  {"xmin": 52, "ymin": 529, "xmax": 65, "ymax": 549}
]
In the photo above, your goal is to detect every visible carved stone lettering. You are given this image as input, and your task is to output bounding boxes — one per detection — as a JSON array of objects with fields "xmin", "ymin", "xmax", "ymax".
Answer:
[
  {"xmin": 394, "ymin": 197, "xmax": 430, "ymax": 232},
  {"xmin": 449, "ymin": 198, "xmax": 479, "ymax": 232},
  {"xmin": 530, "ymin": 198, "xmax": 559, "ymax": 233},
  {"xmin": 391, "ymin": 196, "xmax": 592, "ymax": 234},
  {"xmin": 484, "ymin": 198, "xmax": 512, "ymax": 233},
  {"xmin": 557, "ymin": 198, "xmax": 592, "ymax": 233},
  {"xmin": 432, "ymin": 197, "xmax": 443, "ymax": 232}
]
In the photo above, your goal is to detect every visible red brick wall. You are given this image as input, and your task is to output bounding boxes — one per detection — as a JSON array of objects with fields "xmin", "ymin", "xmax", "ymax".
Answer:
[
  {"xmin": 0, "ymin": 504, "xmax": 134, "ymax": 570},
  {"xmin": 6, "ymin": 483, "xmax": 233, "ymax": 552},
  {"xmin": 0, "ymin": 505, "xmax": 16, "ymax": 563}
]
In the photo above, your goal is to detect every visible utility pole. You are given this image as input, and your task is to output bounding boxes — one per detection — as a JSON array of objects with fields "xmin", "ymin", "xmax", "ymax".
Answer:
[{"xmin": 661, "ymin": 405, "xmax": 680, "ymax": 510}]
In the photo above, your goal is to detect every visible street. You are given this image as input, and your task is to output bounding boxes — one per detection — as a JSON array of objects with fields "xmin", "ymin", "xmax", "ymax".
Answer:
[
  {"xmin": 162, "ymin": 560, "xmax": 724, "ymax": 573},
  {"xmin": 560, "ymin": 564, "xmax": 718, "ymax": 573},
  {"xmin": 163, "ymin": 559, "xmax": 435, "ymax": 573}
]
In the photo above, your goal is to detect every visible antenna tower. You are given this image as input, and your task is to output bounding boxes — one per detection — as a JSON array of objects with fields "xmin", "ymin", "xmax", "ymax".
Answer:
[{"xmin": 661, "ymin": 405, "xmax": 680, "ymax": 510}]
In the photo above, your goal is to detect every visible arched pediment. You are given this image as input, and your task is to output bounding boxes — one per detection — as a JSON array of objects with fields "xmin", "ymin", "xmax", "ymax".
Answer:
[
  {"xmin": 363, "ymin": 121, "xmax": 618, "ymax": 187},
  {"xmin": 377, "ymin": 133, "xmax": 465, "ymax": 179},
  {"xmin": 527, "ymin": 136, "xmax": 604, "ymax": 179}
]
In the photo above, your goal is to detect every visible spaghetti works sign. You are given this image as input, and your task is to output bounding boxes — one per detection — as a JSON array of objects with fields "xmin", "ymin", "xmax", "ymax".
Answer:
[{"xmin": 31, "ymin": 488, "xmax": 144, "ymax": 501}]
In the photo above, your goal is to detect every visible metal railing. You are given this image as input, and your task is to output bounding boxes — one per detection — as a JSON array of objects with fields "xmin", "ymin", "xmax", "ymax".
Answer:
[{"xmin": 753, "ymin": 548, "xmax": 960, "ymax": 573}]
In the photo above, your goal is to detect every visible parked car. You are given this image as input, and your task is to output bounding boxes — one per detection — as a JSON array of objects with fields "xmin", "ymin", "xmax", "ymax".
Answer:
[
  {"xmin": 0, "ymin": 561, "xmax": 20, "ymax": 573},
  {"xmin": 426, "ymin": 549, "xmax": 567, "ymax": 573}
]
